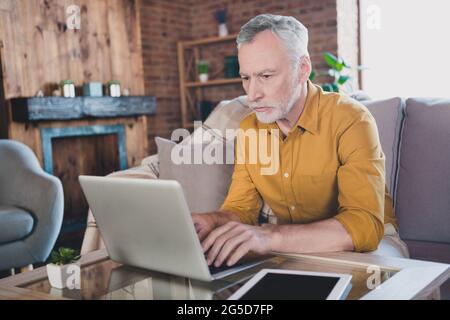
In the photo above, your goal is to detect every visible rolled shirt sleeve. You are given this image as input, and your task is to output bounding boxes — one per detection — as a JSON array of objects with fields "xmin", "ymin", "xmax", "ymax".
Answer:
[{"xmin": 334, "ymin": 112, "xmax": 386, "ymax": 252}]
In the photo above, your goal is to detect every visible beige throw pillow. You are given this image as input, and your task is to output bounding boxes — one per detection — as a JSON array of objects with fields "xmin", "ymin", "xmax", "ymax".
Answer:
[{"xmin": 156, "ymin": 136, "xmax": 234, "ymax": 213}]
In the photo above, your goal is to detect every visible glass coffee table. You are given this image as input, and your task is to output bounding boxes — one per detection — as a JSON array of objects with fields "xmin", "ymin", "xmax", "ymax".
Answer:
[{"xmin": 0, "ymin": 249, "xmax": 448, "ymax": 300}]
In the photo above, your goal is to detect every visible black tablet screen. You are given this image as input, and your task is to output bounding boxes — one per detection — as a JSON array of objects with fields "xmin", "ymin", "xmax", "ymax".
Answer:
[{"xmin": 239, "ymin": 273, "xmax": 341, "ymax": 300}]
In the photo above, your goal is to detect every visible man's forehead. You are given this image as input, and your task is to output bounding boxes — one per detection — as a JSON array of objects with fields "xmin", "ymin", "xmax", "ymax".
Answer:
[
  {"xmin": 238, "ymin": 31, "xmax": 288, "ymax": 75},
  {"xmin": 238, "ymin": 52, "xmax": 282, "ymax": 75}
]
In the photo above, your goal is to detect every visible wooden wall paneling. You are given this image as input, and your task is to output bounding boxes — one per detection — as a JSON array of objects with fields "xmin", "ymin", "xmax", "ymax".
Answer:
[
  {"xmin": 90, "ymin": 0, "xmax": 112, "ymax": 84},
  {"xmin": 108, "ymin": 0, "xmax": 126, "ymax": 93},
  {"xmin": 0, "ymin": 0, "xmax": 149, "ymax": 156},
  {"xmin": 131, "ymin": 0, "xmax": 145, "ymax": 95},
  {"xmin": 0, "ymin": 0, "xmax": 145, "ymax": 98},
  {"xmin": 63, "ymin": 1, "xmax": 82, "ymax": 89},
  {"xmin": 0, "ymin": 8, "xmax": 20, "ymax": 98},
  {"xmin": 79, "ymin": 0, "xmax": 100, "ymax": 85},
  {"xmin": 122, "ymin": 115, "xmax": 148, "ymax": 166}
]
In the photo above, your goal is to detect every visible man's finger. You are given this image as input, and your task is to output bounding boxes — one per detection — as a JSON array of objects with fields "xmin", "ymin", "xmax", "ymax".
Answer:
[
  {"xmin": 214, "ymin": 231, "xmax": 252, "ymax": 267},
  {"xmin": 202, "ymin": 221, "xmax": 238, "ymax": 253},
  {"xmin": 206, "ymin": 225, "xmax": 243, "ymax": 265},
  {"xmin": 227, "ymin": 241, "xmax": 252, "ymax": 266},
  {"xmin": 197, "ymin": 227, "xmax": 210, "ymax": 242}
]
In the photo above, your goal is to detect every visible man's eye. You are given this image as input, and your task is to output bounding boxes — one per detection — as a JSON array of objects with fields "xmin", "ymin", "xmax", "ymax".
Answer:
[
  {"xmin": 241, "ymin": 77, "xmax": 249, "ymax": 81},
  {"xmin": 262, "ymin": 75, "xmax": 272, "ymax": 79}
]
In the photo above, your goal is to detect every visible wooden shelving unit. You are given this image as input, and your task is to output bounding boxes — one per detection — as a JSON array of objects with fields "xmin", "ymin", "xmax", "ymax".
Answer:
[{"xmin": 177, "ymin": 34, "xmax": 241, "ymax": 129}]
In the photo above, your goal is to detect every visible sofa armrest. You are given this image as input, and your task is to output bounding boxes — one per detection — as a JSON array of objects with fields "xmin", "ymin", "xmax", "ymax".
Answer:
[{"xmin": 11, "ymin": 169, "xmax": 63, "ymax": 263}]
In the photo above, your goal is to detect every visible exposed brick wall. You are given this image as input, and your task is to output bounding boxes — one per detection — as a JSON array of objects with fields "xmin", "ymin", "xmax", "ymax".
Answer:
[
  {"xmin": 140, "ymin": 0, "xmax": 192, "ymax": 154},
  {"xmin": 140, "ymin": 0, "xmax": 356, "ymax": 154},
  {"xmin": 189, "ymin": 0, "xmax": 340, "ymax": 102}
]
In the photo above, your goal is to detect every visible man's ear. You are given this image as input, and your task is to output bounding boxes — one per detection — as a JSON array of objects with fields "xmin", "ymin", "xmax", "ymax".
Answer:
[{"xmin": 299, "ymin": 55, "xmax": 312, "ymax": 84}]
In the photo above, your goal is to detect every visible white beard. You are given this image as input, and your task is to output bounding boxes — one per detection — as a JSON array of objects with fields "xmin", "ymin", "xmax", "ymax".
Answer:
[{"xmin": 251, "ymin": 79, "xmax": 302, "ymax": 124}]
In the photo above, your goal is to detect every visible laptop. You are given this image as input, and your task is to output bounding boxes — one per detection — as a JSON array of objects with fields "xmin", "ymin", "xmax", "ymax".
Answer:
[{"xmin": 78, "ymin": 176, "xmax": 267, "ymax": 282}]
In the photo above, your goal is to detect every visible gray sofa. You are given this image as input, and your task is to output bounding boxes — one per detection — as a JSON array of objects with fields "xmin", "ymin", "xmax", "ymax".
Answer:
[
  {"xmin": 0, "ymin": 140, "xmax": 64, "ymax": 271},
  {"xmin": 363, "ymin": 97, "xmax": 450, "ymax": 264},
  {"xmin": 81, "ymin": 95, "xmax": 450, "ymax": 265}
]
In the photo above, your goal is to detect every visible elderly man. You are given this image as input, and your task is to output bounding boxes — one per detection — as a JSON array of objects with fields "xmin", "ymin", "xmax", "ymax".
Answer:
[{"xmin": 192, "ymin": 14, "xmax": 406, "ymax": 268}]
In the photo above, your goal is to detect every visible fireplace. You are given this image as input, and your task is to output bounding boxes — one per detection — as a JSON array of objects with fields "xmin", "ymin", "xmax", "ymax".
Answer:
[
  {"xmin": 41, "ymin": 125, "xmax": 128, "ymax": 249},
  {"xmin": 5, "ymin": 96, "xmax": 156, "ymax": 250}
]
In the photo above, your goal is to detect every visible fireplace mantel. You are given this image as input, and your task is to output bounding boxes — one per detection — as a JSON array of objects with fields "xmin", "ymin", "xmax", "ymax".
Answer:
[{"xmin": 9, "ymin": 96, "xmax": 156, "ymax": 122}]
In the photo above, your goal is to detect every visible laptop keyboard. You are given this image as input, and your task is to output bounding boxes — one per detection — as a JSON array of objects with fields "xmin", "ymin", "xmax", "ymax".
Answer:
[{"xmin": 208, "ymin": 260, "xmax": 246, "ymax": 275}]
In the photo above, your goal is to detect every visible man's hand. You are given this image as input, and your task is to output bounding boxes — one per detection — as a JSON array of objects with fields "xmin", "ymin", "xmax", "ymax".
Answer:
[
  {"xmin": 201, "ymin": 221, "xmax": 278, "ymax": 267},
  {"xmin": 192, "ymin": 211, "xmax": 242, "ymax": 241},
  {"xmin": 191, "ymin": 213, "xmax": 218, "ymax": 242}
]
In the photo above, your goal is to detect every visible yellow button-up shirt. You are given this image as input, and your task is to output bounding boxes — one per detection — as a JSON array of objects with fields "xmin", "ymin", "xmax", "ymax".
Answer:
[{"xmin": 220, "ymin": 81, "xmax": 397, "ymax": 252}]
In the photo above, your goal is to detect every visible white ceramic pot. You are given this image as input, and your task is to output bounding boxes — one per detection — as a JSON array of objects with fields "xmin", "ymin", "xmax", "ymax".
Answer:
[
  {"xmin": 46, "ymin": 263, "xmax": 81, "ymax": 289},
  {"xmin": 218, "ymin": 23, "xmax": 228, "ymax": 37},
  {"xmin": 199, "ymin": 73, "xmax": 209, "ymax": 83}
]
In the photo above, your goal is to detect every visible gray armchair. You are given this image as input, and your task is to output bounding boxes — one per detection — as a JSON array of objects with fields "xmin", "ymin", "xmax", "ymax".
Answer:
[{"xmin": 0, "ymin": 139, "xmax": 63, "ymax": 271}]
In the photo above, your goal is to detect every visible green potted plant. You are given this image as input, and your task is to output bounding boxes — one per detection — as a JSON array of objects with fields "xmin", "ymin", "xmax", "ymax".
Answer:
[
  {"xmin": 310, "ymin": 52, "xmax": 364, "ymax": 93},
  {"xmin": 46, "ymin": 247, "xmax": 81, "ymax": 289},
  {"xmin": 197, "ymin": 60, "xmax": 209, "ymax": 83}
]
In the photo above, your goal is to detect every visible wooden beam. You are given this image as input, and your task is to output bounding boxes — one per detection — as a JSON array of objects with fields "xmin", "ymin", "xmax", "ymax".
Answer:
[{"xmin": 9, "ymin": 96, "xmax": 157, "ymax": 122}]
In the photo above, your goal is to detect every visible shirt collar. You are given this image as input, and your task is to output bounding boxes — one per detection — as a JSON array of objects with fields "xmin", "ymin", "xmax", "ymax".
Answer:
[{"xmin": 255, "ymin": 80, "xmax": 320, "ymax": 135}]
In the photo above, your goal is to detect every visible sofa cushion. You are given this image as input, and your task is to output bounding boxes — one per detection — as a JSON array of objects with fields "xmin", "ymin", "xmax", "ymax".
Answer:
[
  {"xmin": 156, "ymin": 136, "xmax": 234, "ymax": 213},
  {"xmin": 154, "ymin": 96, "xmax": 249, "ymax": 213},
  {"xmin": 361, "ymin": 98, "xmax": 405, "ymax": 197},
  {"xmin": 0, "ymin": 206, "xmax": 34, "ymax": 244},
  {"xmin": 395, "ymin": 98, "xmax": 450, "ymax": 243},
  {"xmin": 404, "ymin": 240, "xmax": 450, "ymax": 264}
]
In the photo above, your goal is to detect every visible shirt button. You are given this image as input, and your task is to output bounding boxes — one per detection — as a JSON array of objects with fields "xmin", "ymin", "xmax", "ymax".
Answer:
[
  {"xmin": 291, "ymin": 206, "xmax": 295, "ymax": 210},
  {"xmin": 284, "ymin": 172, "xmax": 289, "ymax": 178}
]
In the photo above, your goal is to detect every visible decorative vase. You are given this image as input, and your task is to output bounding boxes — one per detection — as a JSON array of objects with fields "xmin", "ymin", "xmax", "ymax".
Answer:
[
  {"xmin": 46, "ymin": 263, "xmax": 80, "ymax": 289},
  {"xmin": 218, "ymin": 23, "xmax": 228, "ymax": 37},
  {"xmin": 60, "ymin": 80, "xmax": 75, "ymax": 98},
  {"xmin": 107, "ymin": 80, "xmax": 121, "ymax": 97},
  {"xmin": 199, "ymin": 73, "xmax": 209, "ymax": 83},
  {"xmin": 83, "ymin": 82, "xmax": 103, "ymax": 97}
]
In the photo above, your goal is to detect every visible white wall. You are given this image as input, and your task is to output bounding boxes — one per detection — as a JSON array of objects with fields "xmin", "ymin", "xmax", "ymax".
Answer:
[{"xmin": 360, "ymin": 0, "xmax": 450, "ymax": 99}]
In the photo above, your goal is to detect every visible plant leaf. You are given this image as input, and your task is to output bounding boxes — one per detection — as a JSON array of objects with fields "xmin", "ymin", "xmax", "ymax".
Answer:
[
  {"xmin": 323, "ymin": 52, "xmax": 338, "ymax": 69},
  {"xmin": 321, "ymin": 83, "xmax": 333, "ymax": 92},
  {"xmin": 50, "ymin": 247, "xmax": 80, "ymax": 265},
  {"xmin": 337, "ymin": 75, "xmax": 350, "ymax": 85},
  {"xmin": 331, "ymin": 83, "xmax": 340, "ymax": 92},
  {"xmin": 334, "ymin": 59, "xmax": 345, "ymax": 71}
]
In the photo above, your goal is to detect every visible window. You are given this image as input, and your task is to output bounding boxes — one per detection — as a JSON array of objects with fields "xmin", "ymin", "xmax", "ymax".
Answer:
[{"xmin": 360, "ymin": 0, "xmax": 450, "ymax": 99}]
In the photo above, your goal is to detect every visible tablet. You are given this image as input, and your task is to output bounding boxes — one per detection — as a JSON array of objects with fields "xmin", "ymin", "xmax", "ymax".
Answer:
[{"xmin": 227, "ymin": 269, "xmax": 353, "ymax": 300}]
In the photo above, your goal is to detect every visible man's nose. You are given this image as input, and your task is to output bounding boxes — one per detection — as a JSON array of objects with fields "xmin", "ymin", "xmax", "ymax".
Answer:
[{"xmin": 247, "ymin": 79, "xmax": 263, "ymax": 102}]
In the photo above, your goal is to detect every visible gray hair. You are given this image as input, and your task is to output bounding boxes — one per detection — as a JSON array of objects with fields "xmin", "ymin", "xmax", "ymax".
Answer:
[{"xmin": 237, "ymin": 14, "xmax": 309, "ymax": 68}]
